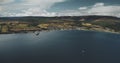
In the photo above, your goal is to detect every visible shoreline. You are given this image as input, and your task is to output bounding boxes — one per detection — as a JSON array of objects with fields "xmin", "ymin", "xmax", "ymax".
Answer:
[{"xmin": 0, "ymin": 28, "xmax": 120, "ymax": 35}]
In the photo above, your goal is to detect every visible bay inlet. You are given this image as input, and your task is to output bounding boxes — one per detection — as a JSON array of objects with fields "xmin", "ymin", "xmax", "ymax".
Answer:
[{"xmin": 0, "ymin": 30, "xmax": 120, "ymax": 63}]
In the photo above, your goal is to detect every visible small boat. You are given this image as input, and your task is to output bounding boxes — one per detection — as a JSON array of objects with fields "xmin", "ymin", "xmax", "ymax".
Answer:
[
  {"xmin": 35, "ymin": 31, "xmax": 40, "ymax": 36},
  {"xmin": 36, "ymin": 32, "xmax": 40, "ymax": 36}
]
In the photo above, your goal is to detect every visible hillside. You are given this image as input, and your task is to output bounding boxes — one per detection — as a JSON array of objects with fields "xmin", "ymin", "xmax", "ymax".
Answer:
[{"xmin": 0, "ymin": 15, "xmax": 120, "ymax": 34}]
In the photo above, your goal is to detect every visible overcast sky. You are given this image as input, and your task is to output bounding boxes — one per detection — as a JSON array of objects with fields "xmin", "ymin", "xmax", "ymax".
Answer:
[{"xmin": 0, "ymin": 0, "xmax": 120, "ymax": 17}]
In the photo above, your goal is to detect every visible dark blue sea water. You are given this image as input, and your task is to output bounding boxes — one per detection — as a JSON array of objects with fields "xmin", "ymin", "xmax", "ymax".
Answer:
[{"xmin": 0, "ymin": 30, "xmax": 120, "ymax": 63}]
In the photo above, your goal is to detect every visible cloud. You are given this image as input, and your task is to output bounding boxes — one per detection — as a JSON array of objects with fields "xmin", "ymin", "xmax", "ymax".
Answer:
[
  {"xmin": 22, "ymin": 0, "xmax": 65, "ymax": 9},
  {"xmin": 79, "ymin": 7, "xmax": 87, "ymax": 10},
  {"xmin": 1, "ymin": 2, "xmax": 120, "ymax": 17},
  {"xmin": 23, "ymin": 0, "xmax": 64, "ymax": 5},
  {"xmin": 0, "ymin": 0, "xmax": 65, "ymax": 17},
  {"xmin": 9, "ymin": 8, "xmax": 56, "ymax": 17},
  {"xmin": 88, "ymin": 3, "xmax": 120, "ymax": 15},
  {"xmin": 57, "ymin": 3, "xmax": 120, "ymax": 17},
  {"xmin": 87, "ymin": 3, "xmax": 120, "ymax": 17},
  {"xmin": 0, "ymin": 6, "xmax": 2, "ymax": 11},
  {"xmin": 0, "ymin": 0, "xmax": 14, "ymax": 4},
  {"xmin": 93, "ymin": 3, "xmax": 104, "ymax": 7}
]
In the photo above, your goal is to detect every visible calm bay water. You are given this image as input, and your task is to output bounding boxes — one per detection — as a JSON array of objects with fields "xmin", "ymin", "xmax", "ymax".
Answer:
[{"xmin": 0, "ymin": 30, "xmax": 120, "ymax": 63}]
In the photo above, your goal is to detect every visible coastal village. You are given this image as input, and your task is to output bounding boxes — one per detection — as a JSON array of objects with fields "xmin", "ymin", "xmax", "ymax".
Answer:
[
  {"xmin": 0, "ymin": 21, "xmax": 75, "ymax": 33},
  {"xmin": 0, "ymin": 19, "xmax": 117, "ymax": 34}
]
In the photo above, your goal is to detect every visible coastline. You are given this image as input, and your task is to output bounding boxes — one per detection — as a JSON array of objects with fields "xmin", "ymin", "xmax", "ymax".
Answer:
[{"xmin": 0, "ymin": 28, "xmax": 120, "ymax": 35}]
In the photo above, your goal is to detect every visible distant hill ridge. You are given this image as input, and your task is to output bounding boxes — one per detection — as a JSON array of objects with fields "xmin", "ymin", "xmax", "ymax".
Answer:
[{"xmin": 0, "ymin": 15, "xmax": 120, "ymax": 22}]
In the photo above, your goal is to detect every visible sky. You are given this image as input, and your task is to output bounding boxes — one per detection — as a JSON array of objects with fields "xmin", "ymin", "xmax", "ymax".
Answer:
[{"xmin": 0, "ymin": 0, "xmax": 120, "ymax": 17}]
